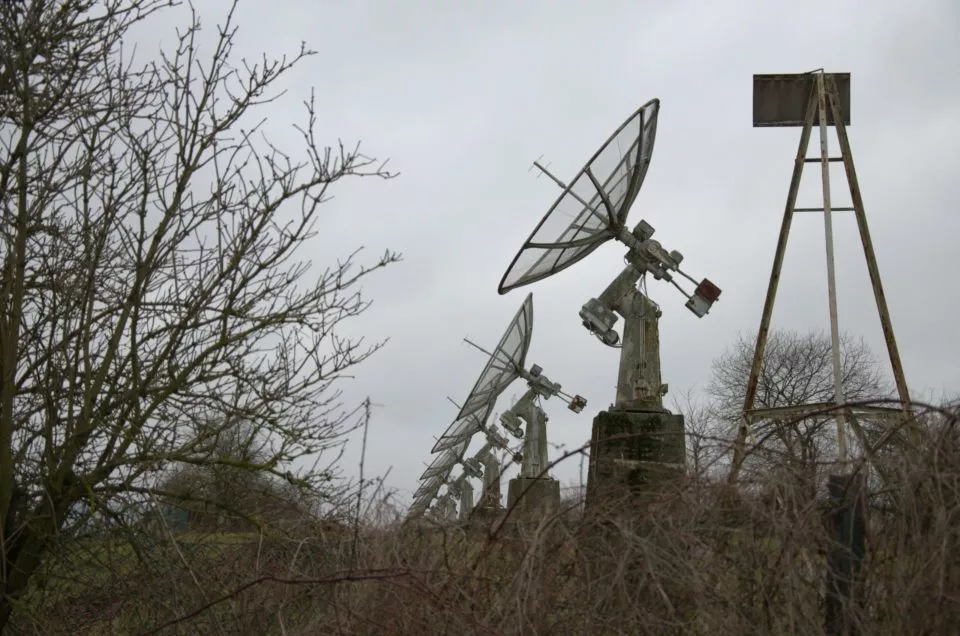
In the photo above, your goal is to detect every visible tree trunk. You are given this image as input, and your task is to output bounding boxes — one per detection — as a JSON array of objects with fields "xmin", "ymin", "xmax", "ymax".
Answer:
[
  {"xmin": 0, "ymin": 491, "xmax": 73, "ymax": 632},
  {"xmin": 1, "ymin": 530, "xmax": 48, "ymax": 633}
]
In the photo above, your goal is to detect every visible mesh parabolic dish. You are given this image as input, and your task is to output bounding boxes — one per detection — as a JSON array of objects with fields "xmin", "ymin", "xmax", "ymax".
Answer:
[
  {"xmin": 407, "ymin": 502, "xmax": 428, "ymax": 518},
  {"xmin": 412, "ymin": 489, "xmax": 436, "ymax": 507},
  {"xmin": 421, "ymin": 440, "xmax": 468, "ymax": 480},
  {"xmin": 498, "ymin": 99, "xmax": 660, "ymax": 295},
  {"xmin": 413, "ymin": 473, "xmax": 445, "ymax": 500},
  {"xmin": 451, "ymin": 293, "xmax": 534, "ymax": 423},
  {"xmin": 408, "ymin": 492, "xmax": 434, "ymax": 514},
  {"xmin": 432, "ymin": 400, "xmax": 495, "ymax": 453},
  {"xmin": 409, "ymin": 496, "xmax": 429, "ymax": 510}
]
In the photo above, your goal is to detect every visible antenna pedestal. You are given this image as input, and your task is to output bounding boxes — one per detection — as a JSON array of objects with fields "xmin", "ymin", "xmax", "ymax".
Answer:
[
  {"xmin": 616, "ymin": 290, "xmax": 667, "ymax": 411},
  {"xmin": 477, "ymin": 450, "xmax": 502, "ymax": 511},
  {"xmin": 457, "ymin": 480, "xmax": 475, "ymax": 523},
  {"xmin": 504, "ymin": 390, "xmax": 560, "ymax": 520},
  {"xmin": 520, "ymin": 398, "xmax": 549, "ymax": 478},
  {"xmin": 585, "ymin": 409, "xmax": 686, "ymax": 512},
  {"xmin": 588, "ymin": 263, "xmax": 669, "ymax": 412},
  {"xmin": 431, "ymin": 494, "xmax": 458, "ymax": 523},
  {"xmin": 506, "ymin": 476, "xmax": 561, "ymax": 519}
]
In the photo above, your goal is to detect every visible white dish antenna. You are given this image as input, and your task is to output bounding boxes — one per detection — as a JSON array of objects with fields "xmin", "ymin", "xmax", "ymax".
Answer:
[
  {"xmin": 497, "ymin": 99, "xmax": 721, "ymax": 410},
  {"xmin": 499, "ymin": 100, "xmax": 659, "ymax": 294},
  {"xmin": 407, "ymin": 493, "xmax": 432, "ymax": 519},
  {"xmin": 432, "ymin": 401, "xmax": 495, "ymax": 453},
  {"xmin": 450, "ymin": 293, "xmax": 536, "ymax": 425},
  {"xmin": 408, "ymin": 404, "xmax": 500, "ymax": 520},
  {"xmin": 455, "ymin": 293, "xmax": 587, "ymax": 419},
  {"xmin": 408, "ymin": 294, "xmax": 588, "ymax": 520},
  {"xmin": 420, "ymin": 439, "xmax": 468, "ymax": 481},
  {"xmin": 413, "ymin": 473, "xmax": 445, "ymax": 501},
  {"xmin": 497, "ymin": 99, "xmax": 720, "ymax": 319}
]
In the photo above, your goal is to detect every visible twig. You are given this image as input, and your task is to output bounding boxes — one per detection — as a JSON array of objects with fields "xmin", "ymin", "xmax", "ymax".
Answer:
[
  {"xmin": 138, "ymin": 568, "xmax": 415, "ymax": 635},
  {"xmin": 352, "ymin": 398, "xmax": 372, "ymax": 567}
]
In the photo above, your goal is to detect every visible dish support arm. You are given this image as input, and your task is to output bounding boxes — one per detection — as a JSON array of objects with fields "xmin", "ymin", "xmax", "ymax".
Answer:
[{"xmin": 598, "ymin": 264, "xmax": 667, "ymax": 411}]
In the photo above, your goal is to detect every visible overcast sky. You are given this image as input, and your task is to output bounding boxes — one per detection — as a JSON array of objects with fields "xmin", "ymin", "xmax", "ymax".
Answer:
[{"xmin": 145, "ymin": 0, "xmax": 960, "ymax": 508}]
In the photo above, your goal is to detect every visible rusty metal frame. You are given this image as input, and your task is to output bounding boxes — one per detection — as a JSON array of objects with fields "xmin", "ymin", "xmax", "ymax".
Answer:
[
  {"xmin": 728, "ymin": 73, "xmax": 913, "ymax": 485},
  {"xmin": 753, "ymin": 73, "xmax": 851, "ymax": 127},
  {"xmin": 747, "ymin": 402, "xmax": 904, "ymax": 422}
]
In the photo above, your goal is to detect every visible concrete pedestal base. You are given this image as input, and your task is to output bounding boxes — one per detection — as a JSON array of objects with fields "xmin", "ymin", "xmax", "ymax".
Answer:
[
  {"xmin": 506, "ymin": 477, "xmax": 561, "ymax": 518},
  {"xmin": 586, "ymin": 408, "xmax": 686, "ymax": 511},
  {"xmin": 462, "ymin": 504, "xmax": 503, "ymax": 532},
  {"xmin": 471, "ymin": 505, "xmax": 501, "ymax": 517}
]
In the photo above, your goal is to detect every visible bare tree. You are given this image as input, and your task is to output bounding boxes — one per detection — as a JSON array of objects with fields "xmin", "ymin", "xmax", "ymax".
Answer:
[
  {"xmin": 706, "ymin": 330, "xmax": 891, "ymax": 491},
  {"xmin": 155, "ymin": 419, "xmax": 314, "ymax": 532},
  {"xmin": 672, "ymin": 388, "xmax": 724, "ymax": 480},
  {"xmin": 0, "ymin": 0, "xmax": 399, "ymax": 625}
]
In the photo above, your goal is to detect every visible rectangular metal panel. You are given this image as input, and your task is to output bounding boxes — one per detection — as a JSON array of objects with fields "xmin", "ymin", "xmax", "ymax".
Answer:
[{"xmin": 752, "ymin": 73, "xmax": 851, "ymax": 127}]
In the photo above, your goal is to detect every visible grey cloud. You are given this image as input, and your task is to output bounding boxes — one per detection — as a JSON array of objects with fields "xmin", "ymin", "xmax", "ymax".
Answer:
[{"xmin": 145, "ymin": 0, "xmax": 960, "ymax": 504}]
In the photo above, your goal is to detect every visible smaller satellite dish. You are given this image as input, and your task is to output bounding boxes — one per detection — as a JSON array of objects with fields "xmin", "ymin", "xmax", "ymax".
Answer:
[
  {"xmin": 432, "ymin": 401, "xmax": 496, "ymax": 453},
  {"xmin": 413, "ymin": 474, "xmax": 445, "ymax": 501},
  {"xmin": 453, "ymin": 293, "xmax": 586, "ymax": 417},
  {"xmin": 450, "ymin": 293, "xmax": 535, "ymax": 425},
  {"xmin": 409, "ymin": 294, "xmax": 587, "ymax": 519},
  {"xmin": 407, "ymin": 494, "xmax": 432, "ymax": 518},
  {"xmin": 421, "ymin": 441, "xmax": 468, "ymax": 480}
]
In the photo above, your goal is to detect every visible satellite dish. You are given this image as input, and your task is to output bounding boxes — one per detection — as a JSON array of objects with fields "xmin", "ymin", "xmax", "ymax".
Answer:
[
  {"xmin": 432, "ymin": 401, "xmax": 495, "ymax": 454},
  {"xmin": 454, "ymin": 293, "xmax": 586, "ymax": 422},
  {"xmin": 499, "ymin": 100, "xmax": 660, "ymax": 294},
  {"xmin": 408, "ymin": 405, "xmax": 497, "ymax": 520},
  {"xmin": 443, "ymin": 293, "xmax": 587, "ymax": 485},
  {"xmin": 406, "ymin": 494, "xmax": 432, "ymax": 519},
  {"xmin": 413, "ymin": 473, "xmax": 445, "ymax": 501},
  {"xmin": 498, "ymin": 99, "xmax": 721, "ymax": 411},
  {"xmin": 421, "ymin": 440, "xmax": 468, "ymax": 480},
  {"xmin": 413, "ymin": 440, "xmax": 465, "ymax": 507},
  {"xmin": 450, "ymin": 294, "xmax": 535, "ymax": 425}
]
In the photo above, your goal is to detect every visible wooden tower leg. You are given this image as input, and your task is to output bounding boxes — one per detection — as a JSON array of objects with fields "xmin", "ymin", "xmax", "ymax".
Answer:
[{"xmin": 728, "ymin": 88, "xmax": 818, "ymax": 484}]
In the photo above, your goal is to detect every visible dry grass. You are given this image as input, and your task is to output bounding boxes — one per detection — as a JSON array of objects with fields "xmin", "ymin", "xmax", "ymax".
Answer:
[{"xmin": 6, "ymin": 403, "xmax": 960, "ymax": 635}]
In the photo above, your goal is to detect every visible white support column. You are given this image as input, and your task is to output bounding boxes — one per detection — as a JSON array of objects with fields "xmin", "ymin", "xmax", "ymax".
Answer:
[{"xmin": 816, "ymin": 71, "xmax": 849, "ymax": 466}]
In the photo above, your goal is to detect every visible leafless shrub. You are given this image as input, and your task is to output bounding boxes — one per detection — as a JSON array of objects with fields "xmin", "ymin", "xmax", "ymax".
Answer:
[{"xmin": 6, "ymin": 400, "xmax": 955, "ymax": 635}]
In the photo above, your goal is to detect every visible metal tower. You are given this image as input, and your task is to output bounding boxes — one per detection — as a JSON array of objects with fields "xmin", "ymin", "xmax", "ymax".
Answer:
[{"xmin": 728, "ymin": 71, "xmax": 913, "ymax": 484}]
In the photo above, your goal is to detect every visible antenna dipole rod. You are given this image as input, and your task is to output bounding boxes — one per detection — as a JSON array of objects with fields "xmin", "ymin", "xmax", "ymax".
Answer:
[
  {"xmin": 463, "ymin": 337, "xmax": 496, "ymax": 358},
  {"xmin": 445, "ymin": 396, "xmax": 462, "ymax": 409},
  {"xmin": 532, "ymin": 160, "xmax": 568, "ymax": 189},
  {"xmin": 532, "ymin": 161, "xmax": 609, "ymax": 227}
]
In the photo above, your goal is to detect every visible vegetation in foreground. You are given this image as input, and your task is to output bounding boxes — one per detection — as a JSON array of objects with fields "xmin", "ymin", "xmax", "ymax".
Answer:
[{"xmin": 0, "ymin": 397, "xmax": 955, "ymax": 635}]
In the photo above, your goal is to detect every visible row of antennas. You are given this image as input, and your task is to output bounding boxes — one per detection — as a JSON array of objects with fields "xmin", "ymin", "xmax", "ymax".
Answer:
[
  {"xmin": 409, "ymin": 98, "xmax": 722, "ymax": 520},
  {"xmin": 407, "ymin": 292, "xmax": 587, "ymax": 520}
]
